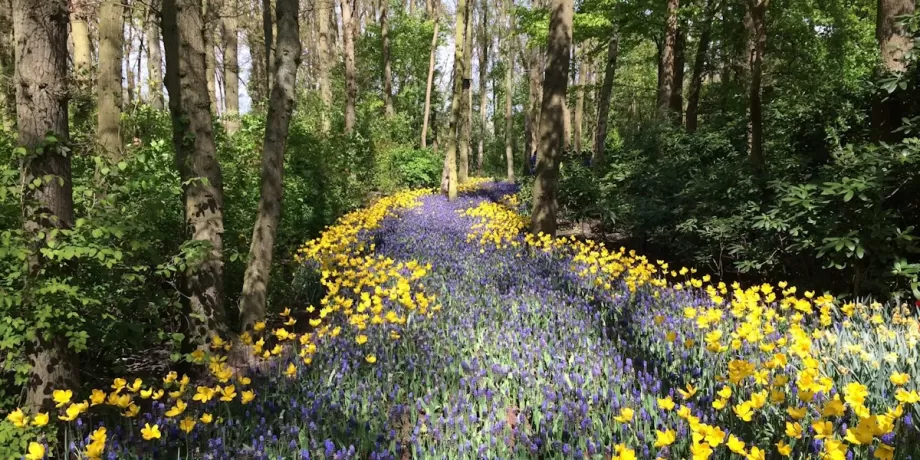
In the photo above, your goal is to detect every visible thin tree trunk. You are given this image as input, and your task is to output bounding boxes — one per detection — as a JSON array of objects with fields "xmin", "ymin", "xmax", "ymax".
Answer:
[
  {"xmin": 147, "ymin": 0, "xmax": 165, "ymax": 110},
  {"xmin": 99, "ymin": 0, "xmax": 125, "ymax": 159},
  {"xmin": 14, "ymin": 0, "xmax": 80, "ymax": 411},
  {"xmin": 381, "ymin": 0, "xmax": 394, "ymax": 117},
  {"xmin": 163, "ymin": 0, "xmax": 231, "ymax": 348},
  {"xmin": 342, "ymin": 0, "xmax": 357, "ymax": 134},
  {"xmin": 686, "ymin": 0, "xmax": 714, "ymax": 133},
  {"xmin": 223, "ymin": 0, "xmax": 240, "ymax": 132},
  {"xmin": 504, "ymin": 0, "xmax": 514, "ymax": 182},
  {"xmin": 531, "ymin": 0, "xmax": 572, "ymax": 237},
  {"xmin": 573, "ymin": 44, "xmax": 586, "ymax": 152},
  {"xmin": 657, "ymin": 0, "xmax": 678, "ymax": 119},
  {"xmin": 527, "ymin": 46, "xmax": 543, "ymax": 172},
  {"xmin": 476, "ymin": 0, "xmax": 488, "ymax": 176},
  {"xmin": 746, "ymin": 0, "xmax": 767, "ymax": 168},
  {"xmin": 204, "ymin": 1, "xmax": 219, "ymax": 114},
  {"xmin": 444, "ymin": 0, "xmax": 469, "ymax": 199},
  {"xmin": 239, "ymin": 0, "xmax": 301, "ymax": 331},
  {"xmin": 594, "ymin": 36, "xmax": 617, "ymax": 166},
  {"xmin": 70, "ymin": 0, "xmax": 93, "ymax": 85},
  {"xmin": 420, "ymin": 2, "xmax": 439, "ymax": 147},
  {"xmin": 458, "ymin": 7, "xmax": 472, "ymax": 183},
  {"xmin": 0, "ymin": 0, "xmax": 15, "ymax": 130},
  {"xmin": 669, "ymin": 26, "xmax": 685, "ymax": 125},
  {"xmin": 263, "ymin": 0, "xmax": 274, "ymax": 98},
  {"xmin": 872, "ymin": 0, "xmax": 914, "ymax": 141},
  {"xmin": 318, "ymin": 0, "xmax": 333, "ymax": 131}
]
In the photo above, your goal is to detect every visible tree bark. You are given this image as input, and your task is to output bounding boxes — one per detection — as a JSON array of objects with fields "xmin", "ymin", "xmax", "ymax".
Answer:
[
  {"xmin": 504, "ymin": 0, "xmax": 514, "ymax": 182},
  {"xmin": 594, "ymin": 36, "xmax": 617, "ymax": 166},
  {"xmin": 657, "ymin": 0, "xmax": 678, "ymax": 120},
  {"xmin": 204, "ymin": 1, "xmax": 219, "ymax": 114},
  {"xmin": 147, "ymin": 0, "xmax": 165, "ymax": 110},
  {"xmin": 239, "ymin": 0, "xmax": 301, "ymax": 331},
  {"xmin": 669, "ymin": 26, "xmax": 685, "ymax": 125},
  {"xmin": 745, "ymin": 0, "xmax": 767, "ymax": 168},
  {"xmin": 526, "ymin": 46, "xmax": 543, "ymax": 172},
  {"xmin": 686, "ymin": 0, "xmax": 714, "ymax": 133},
  {"xmin": 342, "ymin": 0, "xmax": 357, "ymax": 134},
  {"xmin": 458, "ymin": 6, "xmax": 473, "ymax": 183},
  {"xmin": 0, "ymin": 0, "xmax": 15, "ymax": 130},
  {"xmin": 573, "ymin": 44, "xmax": 586, "ymax": 152},
  {"xmin": 70, "ymin": 0, "xmax": 93, "ymax": 85},
  {"xmin": 98, "ymin": 0, "xmax": 125, "ymax": 159},
  {"xmin": 381, "ymin": 0, "xmax": 395, "ymax": 117},
  {"xmin": 420, "ymin": 1, "xmax": 439, "ymax": 147},
  {"xmin": 262, "ymin": 0, "xmax": 274, "ymax": 98},
  {"xmin": 223, "ymin": 0, "xmax": 240, "ymax": 132},
  {"xmin": 872, "ymin": 0, "xmax": 915, "ymax": 141},
  {"xmin": 530, "ymin": 0, "xmax": 571, "ymax": 237},
  {"xmin": 162, "ymin": 0, "xmax": 231, "ymax": 348},
  {"xmin": 317, "ymin": 0, "xmax": 333, "ymax": 131},
  {"xmin": 14, "ymin": 0, "xmax": 80, "ymax": 411},
  {"xmin": 443, "ymin": 0, "xmax": 469, "ymax": 199},
  {"xmin": 476, "ymin": 0, "xmax": 489, "ymax": 176}
]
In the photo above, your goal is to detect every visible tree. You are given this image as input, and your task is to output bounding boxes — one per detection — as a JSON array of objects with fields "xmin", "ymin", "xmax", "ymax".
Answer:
[
  {"xmin": 223, "ymin": 0, "xmax": 241, "ymax": 132},
  {"xmin": 594, "ymin": 36, "xmax": 618, "ymax": 166},
  {"xmin": 318, "ymin": 0, "xmax": 333, "ymax": 132},
  {"xmin": 872, "ymin": 0, "xmax": 915, "ymax": 141},
  {"xmin": 342, "ymin": 0, "xmax": 358, "ymax": 134},
  {"xmin": 530, "ymin": 0, "xmax": 572, "ymax": 236},
  {"xmin": 686, "ymin": 0, "xmax": 715, "ymax": 133},
  {"xmin": 262, "ymin": 0, "xmax": 274, "ymax": 97},
  {"xmin": 525, "ymin": 45, "xmax": 543, "ymax": 172},
  {"xmin": 746, "ymin": 0, "xmax": 767, "ymax": 168},
  {"xmin": 421, "ymin": 0, "xmax": 440, "ymax": 147},
  {"xmin": 657, "ymin": 0, "xmax": 679, "ymax": 120},
  {"xmin": 444, "ymin": 0, "xmax": 470, "ymax": 199},
  {"xmin": 239, "ymin": 0, "xmax": 301, "ymax": 331},
  {"xmin": 459, "ymin": 5, "xmax": 473, "ymax": 183},
  {"xmin": 381, "ymin": 0, "xmax": 395, "ymax": 117},
  {"xmin": 476, "ymin": 0, "xmax": 489, "ymax": 176},
  {"xmin": 669, "ymin": 27, "xmax": 685, "ymax": 124},
  {"xmin": 503, "ymin": 0, "xmax": 514, "ymax": 182},
  {"xmin": 162, "ymin": 0, "xmax": 231, "ymax": 347},
  {"xmin": 205, "ymin": 0, "xmax": 219, "ymax": 114},
  {"xmin": 147, "ymin": 0, "xmax": 166, "ymax": 110},
  {"xmin": 98, "ymin": 0, "xmax": 125, "ymax": 160},
  {"xmin": 0, "ymin": 0, "xmax": 14, "ymax": 130},
  {"xmin": 70, "ymin": 0, "xmax": 93, "ymax": 86},
  {"xmin": 13, "ymin": 0, "xmax": 80, "ymax": 411},
  {"xmin": 573, "ymin": 44, "xmax": 586, "ymax": 152}
]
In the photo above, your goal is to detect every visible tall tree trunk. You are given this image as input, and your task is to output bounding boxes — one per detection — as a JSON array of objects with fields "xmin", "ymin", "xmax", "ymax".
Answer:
[
  {"xmin": 381, "ymin": 0, "xmax": 395, "ymax": 117},
  {"xmin": 444, "ymin": 0, "xmax": 469, "ymax": 199},
  {"xmin": 746, "ymin": 0, "xmax": 767, "ymax": 168},
  {"xmin": 594, "ymin": 36, "xmax": 617, "ymax": 165},
  {"xmin": 223, "ymin": 0, "xmax": 240, "ymax": 132},
  {"xmin": 669, "ymin": 26, "xmax": 685, "ymax": 125},
  {"xmin": 342, "ymin": 0, "xmax": 357, "ymax": 134},
  {"xmin": 458, "ymin": 7, "xmax": 472, "ymax": 183},
  {"xmin": 318, "ymin": 0, "xmax": 333, "ymax": 131},
  {"xmin": 239, "ymin": 0, "xmax": 301, "ymax": 331},
  {"xmin": 14, "ymin": 0, "xmax": 80, "ymax": 411},
  {"xmin": 872, "ymin": 0, "xmax": 915, "ymax": 141},
  {"xmin": 686, "ymin": 0, "xmax": 714, "ymax": 133},
  {"xmin": 530, "ymin": 0, "xmax": 572, "ymax": 237},
  {"xmin": 573, "ymin": 44, "xmax": 586, "ymax": 152},
  {"xmin": 504, "ymin": 0, "xmax": 514, "ymax": 182},
  {"xmin": 0, "ymin": 0, "xmax": 15, "ymax": 130},
  {"xmin": 476, "ymin": 0, "xmax": 489, "ymax": 175},
  {"xmin": 263, "ymin": 0, "xmax": 274, "ymax": 98},
  {"xmin": 70, "ymin": 0, "xmax": 93, "ymax": 85},
  {"xmin": 98, "ymin": 0, "xmax": 125, "ymax": 159},
  {"xmin": 162, "ymin": 0, "xmax": 231, "ymax": 348},
  {"xmin": 657, "ymin": 0, "xmax": 678, "ymax": 119},
  {"xmin": 204, "ymin": 1, "xmax": 219, "ymax": 114},
  {"xmin": 420, "ymin": 1, "xmax": 439, "ymax": 147},
  {"xmin": 147, "ymin": 0, "xmax": 165, "ymax": 110},
  {"xmin": 526, "ymin": 47, "xmax": 543, "ymax": 173}
]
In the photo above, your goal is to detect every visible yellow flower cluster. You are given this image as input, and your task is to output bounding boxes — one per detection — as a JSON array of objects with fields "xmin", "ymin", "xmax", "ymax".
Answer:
[{"xmin": 462, "ymin": 200, "xmax": 528, "ymax": 249}]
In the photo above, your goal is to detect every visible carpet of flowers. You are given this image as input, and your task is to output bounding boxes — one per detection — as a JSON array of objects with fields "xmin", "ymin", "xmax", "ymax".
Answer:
[{"xmin": 6, "ymin": 180, "xmax": 920, "ymax": 459}]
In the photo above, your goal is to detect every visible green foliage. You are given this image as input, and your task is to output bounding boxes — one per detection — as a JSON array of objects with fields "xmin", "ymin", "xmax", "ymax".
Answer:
[{"xmin": 378, "ymin": 146, "xmax": 443, "ymax": 190}]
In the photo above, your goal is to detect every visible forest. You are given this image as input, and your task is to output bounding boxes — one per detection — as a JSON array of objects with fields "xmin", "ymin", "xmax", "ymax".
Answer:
[{"xmin": 1, "ymin": 0, "xmax": 920, "ymax": 457}]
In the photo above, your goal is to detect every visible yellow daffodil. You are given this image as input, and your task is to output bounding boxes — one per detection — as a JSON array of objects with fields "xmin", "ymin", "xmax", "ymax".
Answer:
[{"xmin": 141, "ymin": 423, "xmax": 161, "ymax": 440}]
